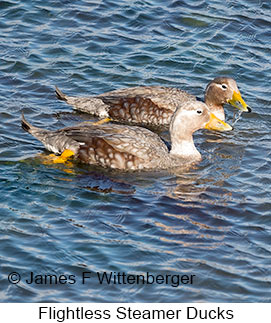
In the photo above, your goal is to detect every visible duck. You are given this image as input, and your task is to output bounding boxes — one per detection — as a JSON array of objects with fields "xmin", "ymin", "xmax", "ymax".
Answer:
[
  {"xmin": 21, "ymin": 101, "xmax": 232, "ymax": 171},
  {"xmin": 55, "ymin": 77, "xmax": 251, "ymax": 126}
]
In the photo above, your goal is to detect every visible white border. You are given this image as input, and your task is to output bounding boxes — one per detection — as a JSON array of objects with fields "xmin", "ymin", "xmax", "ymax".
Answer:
[{"xmin": 0, "ymin": 303, "xmax": 269, "ymax": 323}]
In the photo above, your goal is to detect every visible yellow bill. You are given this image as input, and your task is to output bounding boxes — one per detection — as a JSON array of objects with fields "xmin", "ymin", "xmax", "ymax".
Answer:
[
  {"xmin": 205, "ymin": 112, "xmax": 232, "ymax": 132},
  {"xmin": 228, "ymin": 91, "xmax": 251, "ymax": 112}
]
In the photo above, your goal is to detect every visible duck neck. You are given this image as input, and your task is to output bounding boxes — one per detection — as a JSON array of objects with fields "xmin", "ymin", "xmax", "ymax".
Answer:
[
  {"xmin": 204, "ymin": 99, "xmax": 225, "ymax": 121},
  {"xmin": 170, "ymin": 131, "xmax": 201, "ymax": 160}
]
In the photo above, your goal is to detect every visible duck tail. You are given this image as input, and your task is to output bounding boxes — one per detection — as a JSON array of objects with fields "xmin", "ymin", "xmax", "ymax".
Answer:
[
  {"xmin": 55, "ymin": 86, "xmax": 67, "ymax": 101},
  {"xmin": 21, "ymin": 112, "xmax": 50, "ymax": 141},
  {"xmin": 21, "ymin": 112, "xmax": 35, "ymax": 133},
  {"xmin": 21, "ymin": 112, "xmax": 79, "ymax": 155}
]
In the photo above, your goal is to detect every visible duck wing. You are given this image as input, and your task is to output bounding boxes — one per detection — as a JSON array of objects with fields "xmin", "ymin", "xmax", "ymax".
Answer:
[
  {"xmin": 62, "ymin": 123, "xmax": 169, "ymax": 169},
  {"xmin": 98, "ymin": 86, "xmax": 196, "ymax": 125},
  {"xmin": 55, "ymin": 86, "xmax": 196, "ymax": 126}
]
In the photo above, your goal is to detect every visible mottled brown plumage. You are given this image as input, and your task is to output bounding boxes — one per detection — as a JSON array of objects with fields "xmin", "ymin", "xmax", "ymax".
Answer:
[
  {"xmin": 22, "ymin": 101, "xmax": 232, "ymax": 171},
  {"xmin": 55, "ymin": 77, "xmax": 251, "ymax": 125}
]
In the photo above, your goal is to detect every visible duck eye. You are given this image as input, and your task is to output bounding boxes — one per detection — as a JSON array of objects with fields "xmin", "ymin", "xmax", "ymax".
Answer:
[
  {"xmin": 221, "ymin": 84, "xmax": 227, "ymax": 90},
  {"xmin": 196, "ymin": 110, "xmax": 202, "ymax": 115}
]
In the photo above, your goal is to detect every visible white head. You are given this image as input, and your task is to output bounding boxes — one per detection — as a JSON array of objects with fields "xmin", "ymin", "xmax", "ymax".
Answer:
[{"xmin": 169, "ymin": 101, "xmax": 232, "ymax": 159}]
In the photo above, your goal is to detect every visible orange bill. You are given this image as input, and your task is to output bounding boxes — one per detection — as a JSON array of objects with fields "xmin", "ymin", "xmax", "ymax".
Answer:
[{"xmin": 205, "ymin": 112, "xmax": 232, "ymax": 132}]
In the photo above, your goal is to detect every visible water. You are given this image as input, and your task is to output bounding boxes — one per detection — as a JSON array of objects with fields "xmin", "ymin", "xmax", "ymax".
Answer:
[{"xmin": 0, "ymin": 0, "xmax": 270, "ymax": 303}]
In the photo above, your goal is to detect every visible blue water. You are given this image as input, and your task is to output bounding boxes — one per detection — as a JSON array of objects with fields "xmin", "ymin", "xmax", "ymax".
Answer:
[{"xmin": 0, "ymin": 0, "xmax": 270, "ymax": 302}]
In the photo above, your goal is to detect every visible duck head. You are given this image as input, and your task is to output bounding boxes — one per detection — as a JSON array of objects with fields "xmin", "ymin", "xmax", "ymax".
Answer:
[
  {"xmin": 205, "ymin": 77, "xmax": 251, "ymax": 114},
  {"xmin": 169, "ymin": 101, "xmax": 232, "ymax": 159},
  {"xmin": 170, "ymin": 101, "xmax": 232, "ymax": 138}
]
